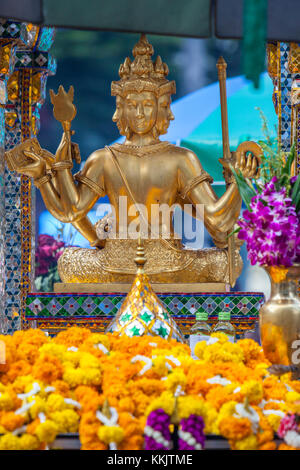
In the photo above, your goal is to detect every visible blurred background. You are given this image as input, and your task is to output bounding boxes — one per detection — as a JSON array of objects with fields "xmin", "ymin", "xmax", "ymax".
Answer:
[{"xmin": 35, "ymin": 29, "xmax": 273, "ymax": 295}]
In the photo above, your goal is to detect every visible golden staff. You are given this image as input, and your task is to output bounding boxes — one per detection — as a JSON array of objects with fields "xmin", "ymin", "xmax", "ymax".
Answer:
[
  {"xmin": 216, "ymin": 57, "xmax": 235, "ymax": 288},
  {"xmin": 50, "ymin": 85, "xmax": 80, "ymax": 164}
]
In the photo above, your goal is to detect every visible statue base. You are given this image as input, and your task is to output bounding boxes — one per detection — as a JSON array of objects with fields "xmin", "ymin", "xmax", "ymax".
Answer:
[
  {"xmin": 25, "ymin": 291, "xmax": 265, "ymax": 339},
  {"xmin": 54, "ymin": 282, "xmax": 229, "ymax": 294}
]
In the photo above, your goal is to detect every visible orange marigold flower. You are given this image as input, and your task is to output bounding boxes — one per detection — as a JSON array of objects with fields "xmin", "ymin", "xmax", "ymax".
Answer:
[
  {"xmin": 5, "ymin": 360, "xmax": 32, "ymax": 383},
  {"xmin": 238, "ymin": 339, "xmax": 267, "ymax": 367},
  {"xmin": 219, "ymin": 416, "xmax": 252, "ymax": 441},
  {"xmin": 55, "ymin": 327, "xmax": 91, "ymax": 348},
  {"xmin": 0, "ymin": 412, "xmax": 25, "ymax": 432},
  {"xmin": 51, "ymin": 380, "xmax": 70, "ymax": 397},
  {"xmin": 259, "ymin": 441, "xmax": 277, "ymax": 450},
  {"xmin": 32, "ymin": 354, "xmax": 63, "ymax": 384},
  {"xmin": 278, "ymin": 443, "xmax": 298, "ymax": 450},
  {"xmin": 26, "ymin": 418, "xmax": 40, "ymax": 435}
]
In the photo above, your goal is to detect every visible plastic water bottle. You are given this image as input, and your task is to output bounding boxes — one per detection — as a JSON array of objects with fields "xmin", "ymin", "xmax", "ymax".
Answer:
[
  {"xmin": 213, "ymin": 311, "xmax": 236, "ymax": 342},
  {"xmin": 189, "ymin": 311, "xmax": 211, "ymax": 358}
]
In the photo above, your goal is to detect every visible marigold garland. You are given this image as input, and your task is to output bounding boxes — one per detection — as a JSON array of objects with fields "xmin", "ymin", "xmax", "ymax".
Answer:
[{"xmin": 0, "ymin": 327, "xmax": 299, "ymax": 450}]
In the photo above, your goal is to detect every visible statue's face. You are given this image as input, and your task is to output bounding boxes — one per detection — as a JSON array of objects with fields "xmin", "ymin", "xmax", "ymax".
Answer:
[
  {"xmin": 123, "ymin": 91, "xmax": 157, "ymax": 135},
  {"xmin": 156, "ymin": 93, "xmax": 174, "ymax": 135},
  {"xmin": 112, "ymin": 96, "xmax": 126, "ymax": 135}
]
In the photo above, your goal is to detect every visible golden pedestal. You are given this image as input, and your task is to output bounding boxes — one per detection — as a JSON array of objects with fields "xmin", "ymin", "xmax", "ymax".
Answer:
[{"xmin": 54, "ymin": 282, "xmax": 229, "ymax": 294}]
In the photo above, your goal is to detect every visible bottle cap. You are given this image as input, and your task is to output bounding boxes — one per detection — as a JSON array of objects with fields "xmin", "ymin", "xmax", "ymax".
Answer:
[
  {"xmin": 196, "ymin": 311, "xmax": 208, "ymax": 321},
  {"xmin": 218, "ymin": 311, "xmax": 231, "ymax": 321}
]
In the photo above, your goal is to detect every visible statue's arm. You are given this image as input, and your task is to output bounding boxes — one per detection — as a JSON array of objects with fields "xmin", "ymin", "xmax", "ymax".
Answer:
[{"xmin": 178, "ymin": 150, "xmax": 242, "ymax": 234}]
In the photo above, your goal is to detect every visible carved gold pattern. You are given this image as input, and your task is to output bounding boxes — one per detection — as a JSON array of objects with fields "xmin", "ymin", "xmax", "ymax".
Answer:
[
  {"xmin": 57, "ymin": 238, "xmax": 243, "ymax": 284},
  {"xmin": 267, "ymin": 42, "xmax": 279, "ymax": 78},
  {"xmin": 288, "ymin": 43, "xmax": 300, "ymax": 74}
]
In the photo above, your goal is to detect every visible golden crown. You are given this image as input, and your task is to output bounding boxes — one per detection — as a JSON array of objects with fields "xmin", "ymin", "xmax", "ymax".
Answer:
[{"xmin": 111, "ymin": 34, "xmax": 176, "ymax": 98}]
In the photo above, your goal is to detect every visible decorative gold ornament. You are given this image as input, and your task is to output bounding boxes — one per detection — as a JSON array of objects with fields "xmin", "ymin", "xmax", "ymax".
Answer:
[
  {"xmin": 288, "ymin": 43, "xmax": 300, "ymax": 74},
  {"xmin": 7, "ymin": 72, "xmax": 19, "ymax": 102},
  {"xmin": 5, "ymin": 111, "xmax": 18, "ymax": 129},
  {"xmin": 111, "ymin": 34, "xmax": 175, "ymax": 99},
  {"xmin": 106, "ymin": 238, "xmax": 184, "ymax": 342},
  {"xmin": 266, "ymin": 42, "xmax": 279, "ymax": 79},
  {"xmin": 0, "ymin": 43, "xmax": 14, "ymax": 75}
]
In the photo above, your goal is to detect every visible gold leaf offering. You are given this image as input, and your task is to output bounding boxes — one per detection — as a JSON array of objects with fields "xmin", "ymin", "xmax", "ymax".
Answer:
[{"xmin": 50, "ymin": 85, "xmax": 77, "ymax": 123}]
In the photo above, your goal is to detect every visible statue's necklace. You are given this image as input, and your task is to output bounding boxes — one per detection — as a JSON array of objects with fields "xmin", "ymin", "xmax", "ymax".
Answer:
[{"xmin": 111, "ymin": 141, "xmax": 172, "ymax": 157}]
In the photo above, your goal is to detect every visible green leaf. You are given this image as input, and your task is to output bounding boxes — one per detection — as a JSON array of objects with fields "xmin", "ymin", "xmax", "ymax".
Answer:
[
  {"xmin": 291, "ymin": 173, "xmax": 300, "ymax": 206},
  {"xmin": 282, "ymin": 145, "xmax": 295, "ymax": 175},
  {"xmin": 230, "ymin": 165, "xmax": 256, "ymax": 210},
  {"xmin": 227, "ymin": 226, "xmax": 241, "ymax": 238}
]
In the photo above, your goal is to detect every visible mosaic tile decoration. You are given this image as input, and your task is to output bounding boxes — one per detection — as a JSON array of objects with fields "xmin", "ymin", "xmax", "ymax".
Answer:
[
  {"xmin": 279, "ymin": 43, "xmax": 292, "ymax": 153},
  {"xmin": 26, "ymin": 292, "xmax": 264, "ymax": 339},
  {"xmin": 0, "ymin": 21, "xmax": 56, "ymax": 333}
]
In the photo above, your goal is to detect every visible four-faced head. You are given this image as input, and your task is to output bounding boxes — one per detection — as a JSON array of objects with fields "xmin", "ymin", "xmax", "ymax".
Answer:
[{"xmin": 113, "ymin": 91, "xmax": 174, "ymax": 138}]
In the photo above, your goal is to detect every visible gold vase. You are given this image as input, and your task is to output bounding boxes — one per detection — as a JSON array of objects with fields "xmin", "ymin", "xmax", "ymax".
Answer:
[{"xmin": 260, "ymin": 264, "xmax": 300, "ymax": 376}]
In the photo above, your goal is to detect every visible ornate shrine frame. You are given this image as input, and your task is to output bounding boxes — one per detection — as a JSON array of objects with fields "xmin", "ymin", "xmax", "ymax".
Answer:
[{"xmin": 0, "ymin": 19, "xmax": 56, "ymax": 333}]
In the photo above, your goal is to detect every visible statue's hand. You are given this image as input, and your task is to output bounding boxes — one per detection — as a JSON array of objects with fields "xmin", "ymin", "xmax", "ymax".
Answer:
[
  {"xmin": 17, "ymin": 151, "xmax": 46, "ymax": 179},
  {"xmin": 234, "ymin": 141, "xmax": 261, "ymax": 179},
  {"xmin": 55, "ymin": 132, "xmax": 80, "ymax": 165}
]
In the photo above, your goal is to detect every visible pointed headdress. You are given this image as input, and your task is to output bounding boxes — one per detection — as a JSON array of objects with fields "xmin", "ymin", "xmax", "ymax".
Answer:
[{"xmin": 111, "ymin": 34, "xmax": 176, "ymax": 98}]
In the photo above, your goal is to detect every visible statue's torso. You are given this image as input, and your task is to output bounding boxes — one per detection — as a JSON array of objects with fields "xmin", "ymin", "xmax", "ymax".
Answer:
[{"xmin": 102, "ymin": 143, "xmax": 184, "ymax": 233}]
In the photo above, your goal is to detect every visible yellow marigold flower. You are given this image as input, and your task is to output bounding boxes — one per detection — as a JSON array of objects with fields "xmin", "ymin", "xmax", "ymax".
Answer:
[
  {"xmin": 98, "ymin": 425, "xmax": 124, "ymax": 445},
  {"xmin": 217, "ymin": 401, "xmax": 238, "ymax": 427},
  {"xmin": 39, "ymin": 343, "xmax": 67, "ymax": 361},
  {"xmin": 0, "ymin": 433, "xmax": 21, "ymax": 450},
  {"xmin": 241, "ymin": 381, "xmax": 263, "ymax": 405},
  {"xmin": 286, "ymin": 391, "xmax": 300, "ymax": 403},
  {"xmin": 194, "ymin": 341, "xmax": 206, "ymax": 360},
  {"xmin": 35, "ymin": 420, "xmax": 58, "ymax": 443},
  {"xmin": 0, "ymin": 392, "xmax": 15, "ymax": 411},
  {"xmin": 50, "ymin": 409, "xmax": 79, "ymax": 433},
  {"xmin": 29, "ymin": 396, "xmax": 46, "ymax": 419},
  {"xmin": 235, "ymin": 435, "xmax": 258, "ymax": 450},
  {"xmin": 202, "ymin": 342, "xmax": 244, "ymax": 364},
  {"xmin": 82, "ymin": 368, "xmax": 102, "ymax": 386},
  {"xmin": 82, "ymin": 333, "xmax": 110, "ymax": 351},
  {"xmin": 79, "ymin": 352, "xmax": 101, "ymax": 370},
  {"xmin": 146, "ymin": 391, "xmax": 175, "ymax": 416},
  {"xmin": 19, "ymin": 433, "xmax": 40, "ymax": 450},
  {"xmin": 63, "ymin": 351, "xmax": 81, "ymax": 366},
  {"xmin": 152, "ymin": 356, "xmax": 169, "ymax": 377},
  {"xmin": 165, "ymin": 369, "xmax": 186, "ymax": 393},
  {"xmin": 63, "ymin": 367, "xmax": 85, "ymax": 388},
  {"xmin": 265, "ymin": 414, "xmax": 282, "ymax": 432},
  {"xmin": 0, "ymin": 425, "xmax": 6, "ymax": 433},
  {"xmin": 46, "ymin": 393, "xmax": 66, "ymax": 413},
  {"xmin": 210, "ymin": 332, "xmax": 230, "ymax": 344}
]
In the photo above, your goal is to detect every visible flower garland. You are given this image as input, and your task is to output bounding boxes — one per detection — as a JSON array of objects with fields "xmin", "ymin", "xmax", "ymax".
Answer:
[
  {"xmin": 0, "ymin": 327, "xmax": 299, "ymax": 450},
  {"xmin": 278, "ymin": 413, "xmax": 300, "ymax": 450}
]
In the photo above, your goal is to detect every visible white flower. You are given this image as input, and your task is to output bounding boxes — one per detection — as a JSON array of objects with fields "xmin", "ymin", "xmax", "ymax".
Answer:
[
  {"xmin": 284, "ymin": 430, "xmax": 300, "ymax": 448},
  {"xmin": 96, "ymin": 406, "xmax": 118, "ymax": 426},
  {"xmin": 131, "ymin": 355, "xmax": 152, "ymax": 375},
  {"xmin": 234, "ymin": 403, "xmax": 260, "ymax": 432},
  {"xmin": 263, "ymin": 410, "xmax": 285, "ymax": 418},
  {"xmin": 207, "ymin": 375, "xmax": 231, "ymax": 386},
  {"xmin": 64, "ymin": 398, "xmax": 82, "ymax": 409},
  {"xmin": 95, "ymin": 343, "xmax": 109, "ymax": 355}
]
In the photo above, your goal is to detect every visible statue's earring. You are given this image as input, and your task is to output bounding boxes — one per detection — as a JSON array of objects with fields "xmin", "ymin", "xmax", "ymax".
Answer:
[
  {"xmin": 152, "ymin": 125, "xmax": 159, "ymax": 139},
  {"xmin": 124, "ymin": 125, "xmax": 131, "ymax": 139}
]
